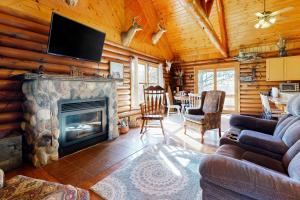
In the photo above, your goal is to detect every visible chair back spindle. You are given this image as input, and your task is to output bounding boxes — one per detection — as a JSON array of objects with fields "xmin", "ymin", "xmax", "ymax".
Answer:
[{"xmin": 142, "ymin": 85, "xmax": 165, "ymax": 115}]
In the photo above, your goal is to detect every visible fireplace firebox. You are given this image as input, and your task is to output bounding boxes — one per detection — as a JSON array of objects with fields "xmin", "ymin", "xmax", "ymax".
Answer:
[{"xmin": 58, "ymin": 98, "xmax": 108, "ymax": 156}]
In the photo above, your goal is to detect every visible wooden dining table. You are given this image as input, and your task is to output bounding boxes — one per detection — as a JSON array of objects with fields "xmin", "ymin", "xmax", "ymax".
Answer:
[{"xmin": 174, "ymin": 95, "xmax": 190, "ymax": 102}]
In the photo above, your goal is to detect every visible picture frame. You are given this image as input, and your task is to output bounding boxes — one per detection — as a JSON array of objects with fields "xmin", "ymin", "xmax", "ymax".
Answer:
[{"xmin": 110, "ymin": 61, "xmax": 124, "ymax": 80}]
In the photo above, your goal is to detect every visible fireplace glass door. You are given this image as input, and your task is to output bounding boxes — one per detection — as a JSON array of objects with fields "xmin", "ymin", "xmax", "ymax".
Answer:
[
  {"xmin": 58, "ymin": 98, "xmax": 108, "ymax": 155},
  {"xmin": 64, "ymin": 110, "xmax": 103, "ymax": 143}
]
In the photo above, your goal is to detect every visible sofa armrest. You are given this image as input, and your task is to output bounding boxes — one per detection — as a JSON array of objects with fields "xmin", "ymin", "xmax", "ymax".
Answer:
[
  {"xmin": 239, "ymin": 130, "xmax": 288, "ymax": 154},
  {"xmin": 187, "ymin": 108, "xmax": 203, "ymax": 115},
  {"xmin": 0, "ymin": 169, "xmax": 4, "ymax": 188},
  {"xmin": 230, "ymin": 114, "xmax": 278, "ymax": 135},
  {"xmin": 200, "ymin": 155, "xmax": 300, "ymax": 200}
]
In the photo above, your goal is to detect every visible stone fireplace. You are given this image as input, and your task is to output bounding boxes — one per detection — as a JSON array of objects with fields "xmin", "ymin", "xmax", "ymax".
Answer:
[{"xmin": 21, "ymin": 73, "xmax": 119, "ymax": 167}]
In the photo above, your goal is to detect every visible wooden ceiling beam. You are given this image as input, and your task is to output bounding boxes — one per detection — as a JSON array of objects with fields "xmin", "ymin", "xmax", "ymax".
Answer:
[
  {"xmin": 179, "ymin": 0, "xmax": 228, "ymax": 57},
  {"xmin": 216, "ymin": 0, "xmax": 229, "ymax": 55},
  {"xmin": 205, "ymin": 0, "xmax": 214, "ymax": 17}
]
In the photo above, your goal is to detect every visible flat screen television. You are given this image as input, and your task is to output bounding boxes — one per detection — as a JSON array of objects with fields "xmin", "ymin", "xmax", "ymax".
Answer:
[{"xmin": 47, "ymin": 13, "xmax": 106, "ymax": 62}]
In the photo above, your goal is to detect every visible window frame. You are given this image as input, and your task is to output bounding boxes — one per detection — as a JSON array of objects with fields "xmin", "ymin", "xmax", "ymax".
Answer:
[
  {"xmin": 136, "ymin": 61, "xmax": 159, "ymax": 105},
  {"xmin": 137, "ymin": 61, "xmax": 159, "ymax": 86},
  {"xmin": 194, "ymin": 62, "xmax": 240, "ymax": 114}
]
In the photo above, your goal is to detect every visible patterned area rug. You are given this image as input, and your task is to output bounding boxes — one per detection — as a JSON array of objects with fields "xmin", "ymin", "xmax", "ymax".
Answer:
[{"xmin": 91, "ymin": 145, "xmax": 206, "ymax": 200}]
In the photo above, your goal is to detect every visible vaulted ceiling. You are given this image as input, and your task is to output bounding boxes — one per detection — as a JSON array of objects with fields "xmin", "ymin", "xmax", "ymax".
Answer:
[
  {"xmin": 127, "ymin": 0, "xmax": 300, "ymax": 61},
  {"xmin": 1, "ymin": 0, "xmax": 300, "ymax": 62}
]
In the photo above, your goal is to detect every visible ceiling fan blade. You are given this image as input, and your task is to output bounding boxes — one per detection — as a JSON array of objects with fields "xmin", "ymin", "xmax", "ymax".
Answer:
[
  {"xmin": 255, "ymin": 12, "xmax": 264, "ymax": 17},
  {"xmin": 270, "ymin": 7, "xmax": 294, "ymax": 16}
]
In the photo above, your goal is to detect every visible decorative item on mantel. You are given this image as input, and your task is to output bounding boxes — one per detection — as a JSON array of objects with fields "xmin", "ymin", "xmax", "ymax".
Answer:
[
  {"xmin": 277, "ymin": 37, "xmax": 287, "ymax": 57},
  {"xmin": 234, "ymin": 51, "xmax": 262, "ymax": 63}
]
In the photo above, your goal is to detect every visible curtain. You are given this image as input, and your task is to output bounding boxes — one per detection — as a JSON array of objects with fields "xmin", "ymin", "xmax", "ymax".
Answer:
[
  {"xmin": 130, "ymin": 56, "xmax": 139, "ymax": 109},
  {"xmin": 158, "ymin": 63, "xmax": 165, "ymax": 88}
]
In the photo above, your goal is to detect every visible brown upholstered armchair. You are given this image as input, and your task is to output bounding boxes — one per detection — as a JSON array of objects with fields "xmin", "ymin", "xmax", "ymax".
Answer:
[{"xmin": 184, "ymin": 90, "xmax": 225, "ymax": 143}]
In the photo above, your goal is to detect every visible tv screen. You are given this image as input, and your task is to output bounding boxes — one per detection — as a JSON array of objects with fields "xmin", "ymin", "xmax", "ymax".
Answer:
[{"xmin": 47, "ymin": 13, "xmax": 106, "ymax": 62}]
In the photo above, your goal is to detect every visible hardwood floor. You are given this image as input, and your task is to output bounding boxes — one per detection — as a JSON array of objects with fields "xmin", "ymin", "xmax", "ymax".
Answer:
[{"xmin": 6, "ymin": 115, "xmax": 230, "ymax": 199}]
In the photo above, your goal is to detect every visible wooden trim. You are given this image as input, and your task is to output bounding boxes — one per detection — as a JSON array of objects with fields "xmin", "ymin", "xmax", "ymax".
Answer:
[{"xmin": 216, "ymin": 0, "xmax": 228, "ymax": 54}]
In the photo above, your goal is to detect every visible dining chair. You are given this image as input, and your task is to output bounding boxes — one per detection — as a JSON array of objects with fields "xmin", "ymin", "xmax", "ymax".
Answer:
[
  {"xmin": 260, "ymin": 93, "xmax": 282, "ymax": 119},
  {"xmin": 186, "ymin": 93, "xmax": 201, "ymax": 112},
  {"xmin": 166, "ymin": 93, "xmax": 181, "ymax": 116}
]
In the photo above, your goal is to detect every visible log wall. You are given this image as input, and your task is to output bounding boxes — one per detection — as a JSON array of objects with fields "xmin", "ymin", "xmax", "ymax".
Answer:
[
  {"xmin": 179, "ymin": 51, "xmax": 300, "ymax": 116},
  {"xmin": 0, "ymin": 8, "xmax": 167, "ymax": 136}
]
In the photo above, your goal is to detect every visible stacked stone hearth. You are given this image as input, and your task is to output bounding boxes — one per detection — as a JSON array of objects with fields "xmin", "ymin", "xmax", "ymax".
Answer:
[{"xmin": 21, "ymin": 74, "xmax": 119, "ymax": 167}]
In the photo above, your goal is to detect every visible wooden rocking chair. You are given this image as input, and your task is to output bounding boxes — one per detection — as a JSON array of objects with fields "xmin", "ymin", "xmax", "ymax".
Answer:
[{"xmin": 140, "ymin": 85, "xmax": 166, "ymax": 137}]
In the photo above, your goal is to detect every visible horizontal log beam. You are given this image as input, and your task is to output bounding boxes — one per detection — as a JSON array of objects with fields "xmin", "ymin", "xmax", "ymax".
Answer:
[
  {"xmin": 0, "ymin": 24, "xmax": 48, "ymax": 44},
  {"xmin": 0, "ymin": 80, "xmax": 22, "ymax": 90},
  {"xmin": 0, "ymin": 12, "xmax": 49, "ymax": 35},
  {"xmin": 0, "ymin": 34, "xmax": 47, "ymax": 53},
  {"xmin": 0, "ymin": 112, "xmax": 23, "ymax": 124},
  {"xmin": 0, "ymin": 101, "xmax": 22, "ymax": 112}
]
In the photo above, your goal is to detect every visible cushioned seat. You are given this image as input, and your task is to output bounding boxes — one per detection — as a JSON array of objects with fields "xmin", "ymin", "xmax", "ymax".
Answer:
[
  {"xmin": 199, "ymin": 95, "xmax": 300, "ymax": 200},
  {"xmin": 239, "ymin": 130, "xmax": 288, "ymax": 154},
  {"xmin": 0, "ymin": 171, "xmax": 89, "ymax": 200},
  {"xmin": 220, "ymin": 95, "xmax": 300, "ymax": 160},
  {"xmin": 184, "ymin": 114, "xmax": 204, "ymax": 122}
]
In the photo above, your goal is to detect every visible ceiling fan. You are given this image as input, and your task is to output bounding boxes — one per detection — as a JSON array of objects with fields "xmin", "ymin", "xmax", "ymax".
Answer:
[{"xmin": 254, "ymin": 0, "xmax": 294, "ymax": 29}]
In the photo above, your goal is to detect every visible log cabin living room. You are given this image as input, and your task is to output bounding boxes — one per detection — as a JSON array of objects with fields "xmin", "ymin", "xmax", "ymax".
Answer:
[{"xmin": 0, "ymin": 0, "xmax": 300, "ymax": 199}]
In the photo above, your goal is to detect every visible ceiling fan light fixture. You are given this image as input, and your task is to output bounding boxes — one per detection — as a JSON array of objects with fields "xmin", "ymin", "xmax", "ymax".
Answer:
[
  {"xmin": 261, "ymin": 20, "xmax": 271, "ymax": 28},
  {"xmin": 269, "ymin": 16, "xmax": 276, "ymax": 24}
]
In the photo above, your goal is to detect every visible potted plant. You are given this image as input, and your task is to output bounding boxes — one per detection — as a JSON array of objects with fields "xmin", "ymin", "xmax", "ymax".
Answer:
[{"xmin": 118, "ymin": 118, "xmax": 129, "ymax": 134}]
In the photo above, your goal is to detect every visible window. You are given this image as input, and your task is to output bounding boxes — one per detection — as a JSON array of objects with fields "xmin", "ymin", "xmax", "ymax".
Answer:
[
  {"xmin": 131, "ymin": 58, "xmax": 163, "ymax": 109},
  {"xmin": 137, "ymin": 62, "xmax": 159, "ymax": 104}
]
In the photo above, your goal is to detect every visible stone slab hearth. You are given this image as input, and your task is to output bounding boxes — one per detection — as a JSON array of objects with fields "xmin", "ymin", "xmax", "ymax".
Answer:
[{"xmin": 21, "ymin": 73, "xmax": 119, "ymax": 167}]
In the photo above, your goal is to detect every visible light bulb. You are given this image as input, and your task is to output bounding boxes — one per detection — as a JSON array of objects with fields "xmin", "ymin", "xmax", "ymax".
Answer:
[
  {"xmin": 269, "ymin": 16, "xmax": 276, "ymax": 24},
  {"xmin": 261, "ymin": 21, "xmax": 271, "ymax": 28}
]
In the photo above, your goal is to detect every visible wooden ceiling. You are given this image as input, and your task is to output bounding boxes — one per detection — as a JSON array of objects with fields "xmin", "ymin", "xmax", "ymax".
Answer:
[
  {"xmin": 148, "ymin": 0, "xmax": 300, "ymax": 61},
  {"xmin": 1, "ymin": 0, "xmax": 300, "ymax": 62}
]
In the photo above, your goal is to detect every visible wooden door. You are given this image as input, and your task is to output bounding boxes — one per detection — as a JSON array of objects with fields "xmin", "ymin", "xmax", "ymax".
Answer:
[
  {"xmin": 266, "ymin": 58, "xmax": 284, "ymax": 81},
  {"xmin": 195, "ymin": 62, "xmax": 240, "ymax": 113},
  {"xmin": 285, "ymin": 56, "xmax": 300, "ymax": 81}
]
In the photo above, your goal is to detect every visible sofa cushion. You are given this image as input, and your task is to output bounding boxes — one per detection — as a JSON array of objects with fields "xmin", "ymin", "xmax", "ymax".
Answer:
[
  {"xmin": 216, "ymin": 144, "xmax": 245, "ymax": 159},
  {"xmin": 287, "ymin": 94, "xmax": 300, "ymax": 116},
  {"xmin": 274, "ymin": 116, "xmax": 299, "ymax": 138},
  {"xmin": 239, "ymin": 130, "xmax": 288, "ymax": 155},
  {"xmin": 202, "ymin": 91, "xmax": 220, "ymax": 113},
  {"xmin": 0, "ymin": 175, "xmax": 89, "ymax": 200},
  {"xmin": 242, "ymin": 151, "xmax": 286, "ymax": 174},
  {"xmin": 282, "ymin": 140, "xmax": 300, "ymax": 170},
  {"xmin": 184, "ymin": 114, "xmax": 204, "ymax": 122},
  {"xmin": 282, "ymin": 121, "xmax": 300, "ymax": 148},
  {"xmin": 288, "ymin": 152, "xmax": 300, "ymax": 182},
  {"xmin": 230, "ymin": 114, "xmax": 277, "ymax": 135}
]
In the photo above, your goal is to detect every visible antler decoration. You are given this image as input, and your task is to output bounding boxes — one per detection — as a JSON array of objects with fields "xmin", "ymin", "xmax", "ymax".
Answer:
[
  {"xmin": 65, "ymin": 0, "xmax": 78, "ymax": 6},
  {"xmin": 152, "ymin": 23, "xmax": 167, "ymax": 45},
  {"xmin": 121, "ymin": 17, "xmax": 143, "ymax": 47},
  {"xmin": 165, "ymin": 60, "xmax": 172, "ymax": 73}
]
